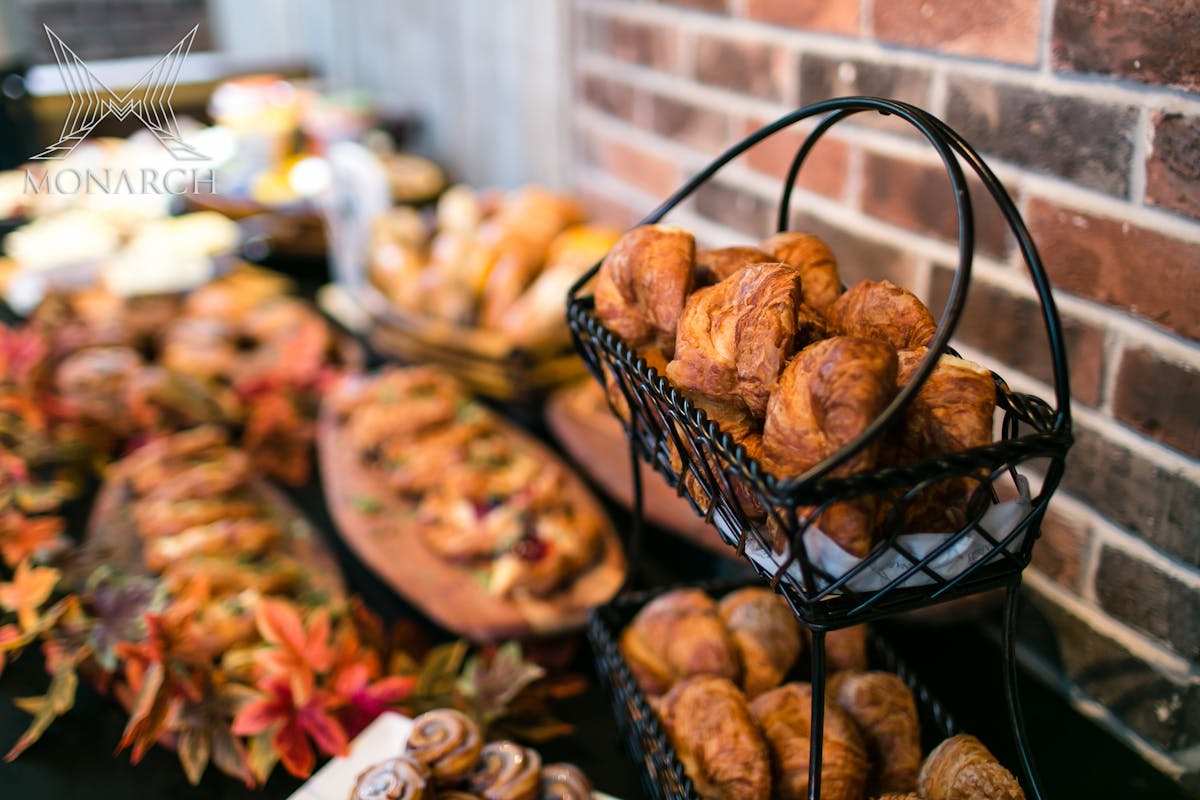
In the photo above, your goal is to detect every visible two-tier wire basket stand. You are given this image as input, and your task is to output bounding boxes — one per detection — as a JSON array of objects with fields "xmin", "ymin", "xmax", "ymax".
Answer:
[{"xmin": 567, "ymin": 97, "xmax": 1074, "ymax": 800}]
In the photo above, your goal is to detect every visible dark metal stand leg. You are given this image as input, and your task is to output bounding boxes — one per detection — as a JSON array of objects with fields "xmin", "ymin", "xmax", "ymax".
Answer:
[
  {"xmin": 1002, "ymin": 580, "xmax": 1046, "ymax": 800},
  {"xmin": 808, "ymin": 629, "xmax": 826, "ymax": 800}
]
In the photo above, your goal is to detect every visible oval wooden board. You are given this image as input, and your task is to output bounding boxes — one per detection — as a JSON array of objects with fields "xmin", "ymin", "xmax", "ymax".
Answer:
[
  {"xmin": 317, "ymin": 375, "xmax": 627, "ymax": 643},
  {"xmin": 545, "ymin": 381, "xmax": 738, "ymax": 560},
  {"xmin": 86, "ymin": 442, "xmax": 347, "ymax": 604}
]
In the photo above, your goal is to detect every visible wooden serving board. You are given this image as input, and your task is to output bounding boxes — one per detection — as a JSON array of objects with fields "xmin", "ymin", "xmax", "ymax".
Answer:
[
  {"xmin": 86, "ymin": 450, "xmax": 347, "ymax": 604},
  {"xmin": 545, "ymin": 381, "xmax": 738, "ymax": 560},
  {"xmin": 317, "ymin": 375, "xmax": 627, "ymax": 642}
]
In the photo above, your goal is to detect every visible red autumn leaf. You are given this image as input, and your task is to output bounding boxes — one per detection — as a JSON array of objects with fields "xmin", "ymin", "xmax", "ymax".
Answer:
[
  {"xmin": 272, "ymin": 718, "xmax": 314, "ymax": 778},
  {"xmin": 0, "ymin": 623, "xmax": 17, "ymax": 676},
  {"xmin": 240, "ymin": 392, "xmax": 312, "ymax": 486},
  {"xmin": 332, "ymin": 660, "xmax": 415, "ymax": 738},
  {"xmin": 117, "ymin": 661, "xmax": 165, "ymax": 754},
  {"xmin": 0, "ymin": 559, "xmax": 60, "ymax": 630},
  {"xmin": 0, "ymin": 328, "xmax": 48, "ymax": 387},
  {"xmin": 253, "ymin": 600, "xmax": 333, "ymax": 704},
  {"xmin": 231, "ymin": 674, "xmax": 347, "ymax": 779}
]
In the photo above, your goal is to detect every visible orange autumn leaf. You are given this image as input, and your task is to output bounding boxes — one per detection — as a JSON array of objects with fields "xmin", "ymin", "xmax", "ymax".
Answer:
[
  {"xmin": 0, "ymin": 559, "xmax": 59, "ymax": 630},
  {"xmin": 0, "ymin": 623, "xmax": 19, "ymax": 676},
  {"xmin": 254, "ymin": 599, "xmax": 333, "ymax": 704},
  {"xmin": 0, "ymin": 512, "xmax": 65, "ymax": 568}
]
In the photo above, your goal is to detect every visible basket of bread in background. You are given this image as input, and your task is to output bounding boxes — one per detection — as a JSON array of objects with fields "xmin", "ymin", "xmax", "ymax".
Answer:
[
  {"xmin": 357, "ymin": 184, "xmax": 621, "ymax": 400},
  {"xmin": 592, "ymin": 580, "xmax": 1029, "ymax": 800}
]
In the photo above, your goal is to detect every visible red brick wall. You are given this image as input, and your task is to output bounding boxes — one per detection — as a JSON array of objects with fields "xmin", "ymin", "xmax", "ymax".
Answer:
[{"xmin": 569, "ymin": 0, "xmax": 1200, "ymax": 788}]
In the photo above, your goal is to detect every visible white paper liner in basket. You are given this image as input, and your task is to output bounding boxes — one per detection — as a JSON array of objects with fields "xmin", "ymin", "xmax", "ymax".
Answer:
[{"xmin": 722, "ymin": 475, "xmax": 1032, "ymax": 593}]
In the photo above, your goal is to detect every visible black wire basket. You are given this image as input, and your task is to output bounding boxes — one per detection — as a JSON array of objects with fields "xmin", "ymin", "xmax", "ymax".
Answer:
[
  {"xmin": 567, "ymin": 97, "xmax": 1072, "ymax": 628},
  {"xmin": 589, "ymin": 578, "xmax": 959, "ymax": 800},
  {"xmin": 568, "ymin": 97, "xmax": 1073, "ymax": 800}
]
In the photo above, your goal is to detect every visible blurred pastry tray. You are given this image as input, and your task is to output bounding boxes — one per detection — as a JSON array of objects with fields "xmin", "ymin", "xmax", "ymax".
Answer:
[
  {"xmin": 587, "ymin": 578, "xmax": 959, "ymax": 800},
  {"xmin": 545, "ymin": 380, "xmax": 736, "ymax": 558},
  {"xmin": 289, "ymin": 712, "xmax": 620, "ymax": 800},
  {"xmin": 356, "ymin": 284, "xmax": 587, "ymax": 401},
  {"xmin": 179, "ymin": 192, "xmax": 327, "ymax": 260}
]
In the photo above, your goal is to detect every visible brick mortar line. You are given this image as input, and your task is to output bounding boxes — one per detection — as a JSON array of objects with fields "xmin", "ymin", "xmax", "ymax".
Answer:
[
  {"xmin": 677, "ymin": 19, "xmax": 697, "ymax": 78},
  {"xmin": 1129, "ymin": 107, "xmax": 1151, "ymax": 206},
  {"xmin": 1049, "ymin": 490, "xmax": 1200, "ymax": 592},
  {"xmin": 1045, "ymin": 493, "xmax": 1106, "ymax": 607},
  {"xmin": 859, "ymin": 0, "xmax": 875, "ymax": 39},
  {"xmin": 1097, "ymin": 328, "xmax": 1122, "ymax": 416},
  {"xmin": 575, "ymin": 55, "xmax": 1200, "ymax": 245},
  {"xmin": 844, "ymin": 139, "xmax": 865, "ymax": 210},
  {"xmin": 1038, "ymin": 0, "xmax": 1057, "ymax": 76},
  {"xmin": 575, "ymin": 0, "xmax": 1200, "ymax": 113},
  {"xmin": 1024, "ymin": 569, "xmax": 1198, "ymax": 679},
  {"xmin": 927, "ymin": 67, "xmax": 949, "ymax": 119},
  {"xmin": 950, "ymin": 341, "xmax": 1200, "ymax": 483}
]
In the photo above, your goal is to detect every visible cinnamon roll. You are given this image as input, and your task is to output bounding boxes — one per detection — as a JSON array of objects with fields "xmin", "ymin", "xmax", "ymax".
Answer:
[
  {"xmin": 540, "ymin": 763, "xmax": 593, "ymax": 800},
  {"xmin": 406, "ymin": 709, "xmax": 484, "ymax": 786},
  {"xmin": 350, "ymin": 756, "xmax": 432, "ymax": 800},
  {"xmin": 467, "ymin": 741, "xmax": 542, "ymax": 800}
]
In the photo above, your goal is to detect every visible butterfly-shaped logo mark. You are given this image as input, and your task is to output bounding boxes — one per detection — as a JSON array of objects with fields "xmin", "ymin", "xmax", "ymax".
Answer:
[{"xmin": 32, "ymin": 25, "xmax": 206, "ymax": 161}]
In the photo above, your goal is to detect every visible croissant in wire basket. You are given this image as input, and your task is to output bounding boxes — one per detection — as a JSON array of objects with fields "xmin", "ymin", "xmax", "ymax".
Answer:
[
  {"xmin": 918, "ymin": 735, "xmax": 1026, "ymax": 800},
  {"xmin": 828, "ymin": 671, "xmax": 923, "ymax": 795},
  {"xmin": 763, "ymin": 337, "xmax": 899, "ymax": 557},
  {"xmin": 827, "ymin": 280, "xmax": 937, "ymax": 352},
  {"xmin": 761, "ymin": 231, "xmax": 845, "ymax": 312},
  {"xmin": 693, "ymin": 245, "xmax": 774, "ymax": 286},
  {"xmin": 750, "ymin": 682, "xmax": 869, "ymax": 800},
  {"xmin": 668, "ymin": 262, "xmax": 809, "ymax": 418},
  {"xmin": 654, "ymin": 675, "xmax": 773, "ymax": 800},
  {"xmin": 619, "ymin": 588, "xmax": 741, "ymax": 696},
  {"xmin": 594, "ymin": 223, "xmax": 695, "ymax": 358},
  {"xmin": 891, "ymin": 347, "xmax": 997, "ymax": 534},
  {"xmin": 718, "ymin": 587, "xmax": 803, "ymax": 698}
]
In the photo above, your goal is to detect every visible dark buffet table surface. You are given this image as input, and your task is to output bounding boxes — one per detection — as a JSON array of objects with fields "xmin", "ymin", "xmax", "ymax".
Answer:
[{"xmin": 0, "ymin": 265, "xmax": 1187, "ymax": 800}]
